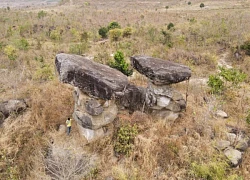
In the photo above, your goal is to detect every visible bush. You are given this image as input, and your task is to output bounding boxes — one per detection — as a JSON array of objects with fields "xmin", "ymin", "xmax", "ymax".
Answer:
[
  {"xmin": 109, "ymin": 50, "xmax": 133, "ymax": 76},
  {"xmin": 165, "ymin": 6, "xmax": 169, "ymax": 9},
  {"xmin": 219, "ymin": 66, "xmax": 247, "ymax": 87},
  {"xmin": 34, "ymin": 64, "xmax": 54, "ymax": 81},
  {"xmin": 69, "ymin": 43, "xmax": 88, "ymax": 55},
  {"xmin": 4, "ymin": 45, "xmax": 17, "ymax": 61},
  {"xmin": 114, "ymin": 124, "xmax": 138, "ymax": 156},
  {"xmin": 207, "ymin": 75, "xmax": 224, "ymax": 94},
  {"xmin": 240, "ymin": 40, "xmax": 250, "ymax": 55},
  {"xmin": 107, "ymin": 21, "xmax": 121, "ymax": 30},
  {"xmin": 17, "ymin": 38, "xmax": 29, "ymax": 50},
  {"xmin": 188, "ymin": 2, "xmax": 191, "ymax": 5},
  {"xmin": 98, "ymin": 26, "xmax": 108, "ymax": 38},
  {"xmin": 109, "ymin": 28, "xmax": 123, "ymax": 41},
  {"xmin": 167, "ymin": 22, "xmax": 174, "ymax": 30},
  {"xmin": 161, "ymin": 30, "xmax": 173, "ymax": 47},
  {"xmin": 50, "ymin": 29, "xmax": 61, "ymax": 41},
  {"xmin": 122, "ymin": 27, "xmax": 133, "ymax": 37},
  {"xmin": 200, "ymin": 3, "xmax": 205, "ymax": 8},
  {"xmin": 191, "ymin": 159, "xmax": 229, "ymax": 179},
  {"xmin": 38, "ymin": 10, "xmax": 47, "ymax": 19}
]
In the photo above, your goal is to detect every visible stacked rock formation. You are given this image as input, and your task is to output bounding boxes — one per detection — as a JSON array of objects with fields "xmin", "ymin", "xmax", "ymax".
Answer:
[
  {"xmin": 130, "ymin": 55, "xmax": 191, "ymax": 121},
  {"xmin": 55, "ymin": 53, "xmax": 191, "ymax": 142}
]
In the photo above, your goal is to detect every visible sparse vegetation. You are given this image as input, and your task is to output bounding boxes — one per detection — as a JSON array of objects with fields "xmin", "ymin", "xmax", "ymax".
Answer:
[
  {"xmin": 1, "ymin": 0, "xmax": 250, "ymax": 179},
  {"xmin": 109, "ymin": 50, "xmax": 133, "ymax": 76}
]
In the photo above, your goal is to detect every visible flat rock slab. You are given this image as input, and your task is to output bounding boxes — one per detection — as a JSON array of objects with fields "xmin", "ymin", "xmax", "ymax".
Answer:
[
  {"xmin": 224, "ymin": 148, "xmax": 242, "ymax": 167},
  {"xmin": 130, "ymin": 55, "xmax": 191, "ymax": 85},
  {"xmin": 55, "ymin": 53, "xmax": 129, "ymax": 99}
]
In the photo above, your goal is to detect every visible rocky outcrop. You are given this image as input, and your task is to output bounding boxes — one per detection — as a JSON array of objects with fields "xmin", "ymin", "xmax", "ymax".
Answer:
[
  {"xmin": 0, "ymin": 99, "xmax": 27, "ymax": 124},
  {"xmin": 55, "ymin": 53, "xmax": 191, "ymax": 141},
  {"xmin": 55, "ymin": 53, "xmax": 128, "ymax": 100},
  {"xmin": 130, "ymin": 55, "xmax": 191, "ymax": 85}
]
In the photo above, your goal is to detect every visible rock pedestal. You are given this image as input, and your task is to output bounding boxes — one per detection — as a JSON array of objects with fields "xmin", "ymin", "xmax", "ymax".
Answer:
[{"xmin": 73, "ymin": 87, "xmax": 117, "ymax": 143}]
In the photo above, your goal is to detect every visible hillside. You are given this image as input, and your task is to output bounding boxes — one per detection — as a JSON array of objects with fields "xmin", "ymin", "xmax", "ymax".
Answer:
[{"xmin": 0, "ymin": 0, "xmax": 250, "ymax": 179}]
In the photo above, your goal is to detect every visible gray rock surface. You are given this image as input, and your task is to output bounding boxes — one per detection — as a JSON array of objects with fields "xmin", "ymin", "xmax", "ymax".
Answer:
[
  {"xmin": 215, "ymin": 140, "xmax": 230, "ymax": 150},
  {"xmin": 77, "ymin": 123, "xmax": 113, "ymax": 143},
  {"xmin": 224, "ymin": 147, "xmax": 242, "ymax": 167},
  {"xmin": 215, "ymin": 110, "xmax": 228, "ymax": 118},
  {"xmin": 130, "ymin": 55, "xmax": 191, "ymax": 85},
  {"xmin": 55, "ymin": 53, "xmax": 128, "ymax": 100},
  {"xmin": 0, "ymin": 99, "xmax": 27, "ymax": 120},
  {"xmin": 74, "ymin": 102, "xmax": 117, "ymax": 130},
  {"xmin": 73, "ymin": 88, "xmax": 118, "ymax": 130},
  {"xmin": 235, "ymin": 140, "xmax": 249, "ymax": 151},
  {"xmin": 85, "ymin": 99, "xmax": 104, "ymax": 116}
]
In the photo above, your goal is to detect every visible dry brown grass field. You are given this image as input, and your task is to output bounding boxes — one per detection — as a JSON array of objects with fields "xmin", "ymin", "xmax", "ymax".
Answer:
[{"xmin": 1, "ymin": 0, "xmax": 250, "ymax": 179}]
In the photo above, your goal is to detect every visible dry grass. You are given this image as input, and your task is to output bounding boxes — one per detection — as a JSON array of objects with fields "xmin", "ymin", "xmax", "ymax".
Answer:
[{"xmin": 0, "ymin": 0, "xmax": 250, "ymax": 179}]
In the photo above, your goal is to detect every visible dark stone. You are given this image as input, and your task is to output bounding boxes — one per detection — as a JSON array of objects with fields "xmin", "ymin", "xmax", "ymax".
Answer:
[
  {"xmin": 130, "ymin": 55, "xmax": 191, "ymax": 85},
  {"xmin": 115, "ymin": 84, "xmax": 146, "ymax": 111},
  {"xmin": 85, "ymin": 99, "xmax": 104, "ymax": 116},
  {"xmin": 55, "ymin": 53, "xmax": 129, "ymax": 100}
]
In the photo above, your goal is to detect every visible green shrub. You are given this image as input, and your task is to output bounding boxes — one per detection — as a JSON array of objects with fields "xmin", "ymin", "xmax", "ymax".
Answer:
[
  {"xmin": 165, "ymin": 6, "xmax": 169, "ymax": 9},
  {"xmin": 98, "ymin": 26, "xmax": 108, "ymax": 38},
  {"xmin": 161, "ymin": 30, "xmax": 173, "ymax": 47},
  {"xmin": 114, "ymin": 124, "xmax": 138, "ymax": 156},
  {"xmin": 34, "ymin": 64, "xmax": 54, "ymax": 81},
  {"xmin": 167, "ymin": 22, "xmax": 174, "ymax": 30},
  {"xmin": 109, "ymin": 28, "xmax": 123, "ymax": 41},
  {"xmin": 122, "ymin": 27, "xmax": 133, "ymax": 37},
  {"xmin": 200, "ymin": 3, "xmax": 205, "ymax": 8},
  {"xmin": 38, "ymin": 10, "xmax": 47, "ymax": 19},
  {"xmin": 240, "ymin": 40, "xmax": 250, "ymax": 55},
  {"xmin": 191, "ymin": 159, "xmax": 229, "ymax": 179},
  {"xmin": 188, "ymin": 2, "xmax": 191, "ymax": 5},
  {"xmin": 207, "ymin": 75, "xmax": 224, "ymax": 94},
  {"xmin": 16, "ymin": 38, "xmax": 29, "ymax": 50},
  {"xmin": 219, "ymin": 66, "xmax": 247, "ymax": 87},
  {"xmin": 109, "ymin": 50, "xmax": 133, "ymax": 76},
  {"xmin": 50, "ymin": 29, "xmax": 61, "ymax": 41},
  {"xmin": 107, "ymin": 21, "xmax": 121, "ymax": 30},
  {"xmin": 69, "ymin": 43, "xmax": 88, "ymax": 55},
  {"xmin": 4, "ymin": 45, "xmax": 17, "ymax": 61}
]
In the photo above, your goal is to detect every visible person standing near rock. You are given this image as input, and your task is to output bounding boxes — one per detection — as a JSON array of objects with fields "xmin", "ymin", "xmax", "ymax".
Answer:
[{"xmin": 66, "ymin": 117, "xmax": 72, "ymax": 135}]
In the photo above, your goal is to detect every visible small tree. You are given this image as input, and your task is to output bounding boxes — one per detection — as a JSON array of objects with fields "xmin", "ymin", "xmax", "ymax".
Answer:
[
  {"xmin": 38, "ymin": 10, "xmax": 47, "ymax": 19},
  {"xmin": 200, "ymin": 3, "xmax": 205, "ymax": 8},
  {"xmin": 167, "ymin": 22, "xmax": 174, "ymax": 30},
  {"xmin": 98, "ymin": 26, "xmax": 108, "ymax": 38},
  {"xmin": 109, "ymin": 51, "xmax": 133, "ymax": 76},
  {"xmin": 109, "ymin": 29, "xmax": 122, "ymax": 41},
  {"xmin": 188, "ymin": 2, "xmax": 191, "ymax": 5},
  {"xmin": 107, "ymin": 21, "xmax": 121, "ymax": 30},
  {"xmin": 165, "ymin": 6, "xmax": 169, "ymax": 9}
]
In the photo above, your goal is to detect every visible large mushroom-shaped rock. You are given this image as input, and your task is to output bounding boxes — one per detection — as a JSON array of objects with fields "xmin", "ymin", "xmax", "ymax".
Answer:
[
  {"xmin": 55, "ymin": 53, "xmax": 129, "ymax": 100},
  {"xmin": 130, "ymin": 55, "xmax": 191, "ymax": 85}
]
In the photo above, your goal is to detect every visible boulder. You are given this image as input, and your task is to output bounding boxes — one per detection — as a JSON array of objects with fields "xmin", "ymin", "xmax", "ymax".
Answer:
[
  {"xmin": 0, "ymin": 99, "xmax": 27, "ymax": 120},
  {"xmin": 224, "ymin": 147, "xmax": 242, "ymax": 167},
  {"xmin": 58, "ymin": 124, "xmax": 66, "ymax": 134},
  {"xmin": 130, "ymin": 55, "xmax": 191, "ymax": 85},
  {"xmin": 215, "ymin": 110, "xmax": 228, "ymax": 118},
  {"xmin": 77, "ymin": 123, "xmax": 113, "ymax": 143},
  {"xmin": 215, "ymin": 140, "xmax": 230, "ymax": 150},
  {"xmin": 152, "ymin": 110, "xmax": 179, "ymax": 122},
  {"xmin": 235, "ymin": 140, "xmax": 249, "ymax": 151},
  {"xmin": 55, "ymin": 53, "xmax": 128, "ymax": 100}
]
